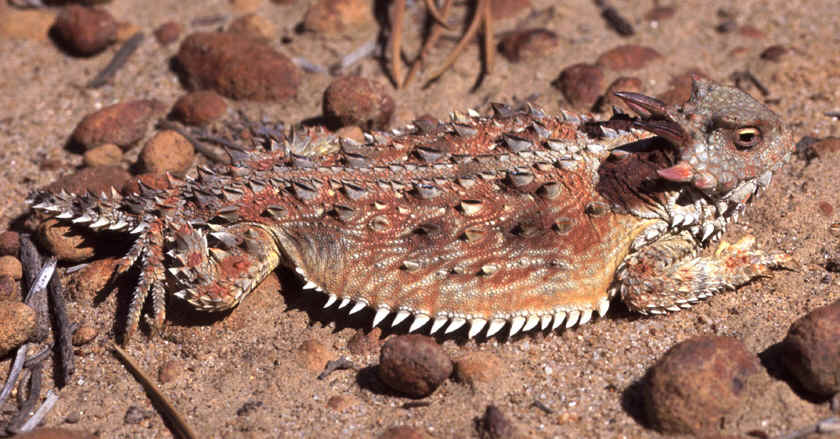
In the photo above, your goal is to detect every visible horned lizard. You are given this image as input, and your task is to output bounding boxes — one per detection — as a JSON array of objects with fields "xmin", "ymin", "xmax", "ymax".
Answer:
[{"xmin": 29, "ymin": 80, "xmax": 793, "ymax": 340}]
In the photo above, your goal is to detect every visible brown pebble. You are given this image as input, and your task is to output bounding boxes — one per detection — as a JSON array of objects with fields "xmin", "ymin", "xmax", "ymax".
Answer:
[
  {"xmin": 378, "ymin": 426, "xmax": 429, "ymax": 439},
  {"xmin": 596, "ymin": 44, "xmax": 662, "ymax": 71},
  {"xmin": 158, "ymin": 359, "xmax": 185, "ymax": 384},
  {"xmin": 335, "ymin": 125, "xmax": 365, "ymax": 143},
  {"xmin": 599, "ymin": 77, "xmax": 643, "ymax": 114},
  {"xmin": 228, "ymin": 13, "xmax": 276, "ymax": 41},
  {"xmin": 302, "ymin": 0, "xmax": 375, "ymax": 37},
  {"xmin": 139, "ymin": 130, "xmax": 195, "ymax": 176},
  {"xmin": 477, "ymin": 405, "xmax": 516, "ymax": 439},
  {"xmin": 326, "ymin": 394, "xmax": 359, "ymax": 412},
  {"xmin": 553, "ymin": 63, "xmax": 604, "ymax": 110},
  {"xmin": 154, "ymin": 21, "xmax": 182, "ymax": 46},
  {"xmin": 65, "ymin": 258, "xmax": 121, "ymax": 302},
  {"xmin": 45, "ymin": 166, "xmax": 132, "ymax": 198},
  {"xmin": 760, "ymin": 45, "xmax": 787, "ymax": 62},
  {"xmin": 644, "ymin": 335, "xmax": 763, "ymax": 434},
  {"xmin": 0, "ymin": 300, "xmax": 37, "ymax": 357},
  {"xmin": 323, "ymin": 76, "xmax": 395, "ymax": 130},
  {"xmin": 498, "ymin": 28, "xmax": 558, "ymax": 63},
  {"xmin": 489, "ymin": 0, "xmax": 531, "ymax": 20},
  {"xmin": 644, "ymin": 6, "xmax": 676, "ymax": 21},
  {"xmin": 0, "ymin": 231, "xmax": 20, "ymax": 257},
  {"xmin": 0, "ymin": 6, "xmax": 55, "ymax": 41},
  {"xmin": 83, "ymin": 143, "xmax": 123, "ymax": 167},
  {"xmin": 0, "ymin": 256, "xmax": 22, "ymax": 280},
  {"xmin": 658, "ymin": 69, "xmax": 709, "ymax": 106},
  {"xmin": 818, "ymin": 202, "xmax": 834, "ymax": 218},
  {"xmin": 72, "ymin": 325, "xmax": 97, "ymax": 346},
  {"xmin": 176, "ymin": 32, "xmax": 300, "ymax": 101},
  {"xmin": 37, "ymin": 219, "xmax": 96, "ymax": 263},
  {"xmin": 782, "ymin": 300, "xmax": 840, "ymax": 396},
  {"xmin": 346, "ymin": 327, "xmax": 382, "ymax": 355},
  {"xmin": 296, "ymin": 339, "xmax": 336, "ymax": 372},
  {"xmin": 738, "ymin": 25, "xmax": 765, "ymax": 39},
  {"xmin": 454, "ymin": 351, "xmax": 503, "ymax": 386},
  {"xmin": 10, "ymin": 428, "xmax": 95, "ymax": 439},
  {"xmin": 52, "ymin": 5, "xmax": 117, "ymax": 56},
  {"xmin": 0, "ymin": 275, "xmax": 18, "ymax": 300},
  {"xmin": 378, "ymin": 334, "xmax": 452, "ymax": 398},
  {"xmin": 171, "ymin": 90, "xmax": 228, "ymax": 126},
  {"xmin": 72, "ymin": 100, "xmax": 166, "ymax": 150},
  {"xmin": 811, "ymin": 137, "xmax": 840, "ymax": 156}
]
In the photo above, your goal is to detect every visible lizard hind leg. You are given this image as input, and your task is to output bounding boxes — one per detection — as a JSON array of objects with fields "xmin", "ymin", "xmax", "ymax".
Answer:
[
  {"xmin": 166, "ymin": 222, "xmax": 281, "ymax": 314},
  {"xmin": 618, "ymin": 232, "xmax": 793, "ymax": 315}
]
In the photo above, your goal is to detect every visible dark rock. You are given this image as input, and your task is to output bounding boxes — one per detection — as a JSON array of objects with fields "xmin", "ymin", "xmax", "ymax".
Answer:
[
  {"xmin": 553, "ymin": 63, "xmax": 604, "ymax": 110},
  {"xmin": 323, "ymin": 76, "xmax": 395, "ymax": 130},
  {"xmin": 138, "ymin": 130, "xmax": 195, "ymax": 176},
  {"xmin": 454, "ymin": 351, "xmax": 503, "ymax": 386},
  {"xmin": 52, "ymin": 5, "xmax": 116, "ymax": 56},
  {"xmin": 72, "ymin": 100, "xmax": 166, "ymax": 150},
  {"xmin": 644, "ymin": 335, "xmax": 763, "ymax": 434},
  {"xmin": 760, "ymin": 45, "xmax": 787, "ymax": 62},
  {"xmin": 0, "ymin": 300, "xmax": 37, "ymax": 357},
  {"xmin": 782, "ymin": 300, "xmax": 840, "ymax": 396},
  {"xmin": 477, "ymin": 405, "xmax": 515, "ymax": 439},
  {"xmin": 596, "ymin": 44, "xmax": 662, "ymax": 71},
  {"xmin": 302, "ymin": 0, "xmax": 375, "ymax": 37},
  {"xmin": 171, "ymin": 90, "xmax": 228, "ymax": 126},
  {"xmin": 0, "ymin": 231, "xmax": 20, "ymax": 257},
  {"xmin": 644, "ymin": 6, "xmax": 676, "ymax": 21},
  {"xmin": 498, "ymin": 28, "xmax": 558, "ymax": 63},
  {"xmin": 153, "ymin": 21, "xmax": 182, "ymax": 46},
  {"xmin": 176, "ymin": 32, "xmax": 300, "ymax": 101},
  {"xmin": 377, "ymin": 334, "xmax": 452, "ymax": 398}
]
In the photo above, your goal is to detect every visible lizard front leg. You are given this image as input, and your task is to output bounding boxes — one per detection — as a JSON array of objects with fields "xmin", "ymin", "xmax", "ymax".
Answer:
[{"xmin": 618, "ymin": 232, "xmax": 792, "ymax": 314}]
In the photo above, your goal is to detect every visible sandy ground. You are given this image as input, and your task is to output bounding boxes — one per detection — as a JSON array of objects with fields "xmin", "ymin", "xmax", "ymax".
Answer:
[{"xmin": 1, "ymin": 0, "xmax": 839, "ymax": 437}]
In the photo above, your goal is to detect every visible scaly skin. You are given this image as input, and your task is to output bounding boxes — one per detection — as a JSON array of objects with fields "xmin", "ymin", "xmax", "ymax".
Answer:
[{"xmin": 29, "ymin": 80, "xmax": 794, "ymax": 340}]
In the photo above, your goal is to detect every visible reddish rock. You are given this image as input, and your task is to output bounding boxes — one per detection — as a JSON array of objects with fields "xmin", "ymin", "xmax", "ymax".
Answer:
[
  {"xmin": 138, "ymin": 130, "xmax": 195, "ymax": 176},
  {"xmin": 0, "ymin": 231, "xmax": 20, "ymax": 257},
  {"xmin": 644, "ymin": 6, "xmax": 676, "ymax": 21},
  {"xmin": 123, "ymin": 172, "xmax": 174, "ymax": 195},
  {"xmin": 72, "ymin": 325, "xmax": 97, "ymax": 346},
  {"xmin": 335, "ymin": 125, "xmax": 365, "ymax": 143},
  {"xmin": 454, "ymin": 352, "xmax": 503, "ymax": 386},
  {"xmin": 811, "ymin": 137, "xmax": 840, "ymax": 156},
  {"xmin": 302, "ymin": 0, "xmax": 375, "ymax": 37},
  {"xmin": 599, "ymin": 76, "xmax": 643, "ymax": 114},
  {"xmin": 596, "ymin": 44, "xmax": 662, "ymax": 71},
  {"xmin": 46, "ymin": 166, "xmax": 132, "ymax": 196},
  {"xmin": 658, "ymin": 69, "xmax": 709, "ymax": 106},
  {"xmin": 818, "ymin": 201, "xmax": 834, "ymax": 218},
  {"xmin": 176, "ymin": 32, "xmax": 300, "ymax": 101},
  {"xmin": 378, "ymin": 334, "xmax": 452, "ymax": 398},
  {"xmin": 10, "ymin": 428, "xmax": 95, "ymax": 439},
  {"xmin": 83, "ymin": 143, "xmax": 123, "ymax": 167},
  {"xmin": 296, "ymin": 339, "xmax": 336, "ymax": 372},
  {"xmin": 498, "ymin": 28, "xmax": 558, "ymax": 63},
  {"xmin": 346, "ymin": 327, "xmax": 382, "ymax": 355},
  {"xmin": 171, "ymin": 90, "xmax": 228, "ymax": 126},
  {"xmin": 72, "ymin": 100, "xmax": 166, "ymax": 150},
  {"xmin": 644, "ymin": 336, "xmax": 763, "ymax": 434},
  {"xmin": 0, "ymin": 256, "xmax": 22, "ymax": 280},
  {"xmin": 0, "ymin": 300, "xmax": 37, "ymax": 357},
  {"xmin": 326, "ymin": 394, "xmax": 359, "ymax": 412},
  {"xmin": 738, "ymin": 25, "xmax": 765, "ymax": 39},
  {"xmin": 782, "ymin": 301, "xmax": 840, "ymax": 396},
  {"xmin": 65, "ymin": 257, "xmax": 120, "ymax": 301},
  {"xmin": 52, "ymin": 5, "xmax": 116, "ymax": 55},
  {"xmin": 37, "ymin": 219, "xmax": 96, "ymax": 263},
  {"xmin": 154, "ymin": 21, "xmax": 182, "ymax": 46},
  {"xmin": 554, "ymin": 63, "xmax": 604, "ymax": 110},
  {"xmin": 323, "ymin": 76, "xmax": 395, "ymax": 130},
  {"xmin": 228, "ymin": 13, "xmax": 276, "ymax": 41}
]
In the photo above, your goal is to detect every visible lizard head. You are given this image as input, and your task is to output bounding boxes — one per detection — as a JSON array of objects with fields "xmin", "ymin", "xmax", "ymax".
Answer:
[{"xmin": 615, "ymin": 79, "xmax": 793, "ymax": 210}]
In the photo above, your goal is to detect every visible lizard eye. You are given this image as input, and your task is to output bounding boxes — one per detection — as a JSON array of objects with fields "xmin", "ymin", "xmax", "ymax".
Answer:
[{"xmin": 734, "ymin": 127, "xmax": 761, "ymax": 149}]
